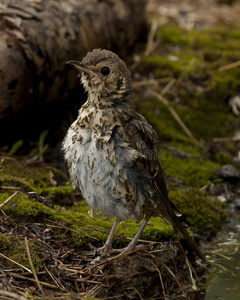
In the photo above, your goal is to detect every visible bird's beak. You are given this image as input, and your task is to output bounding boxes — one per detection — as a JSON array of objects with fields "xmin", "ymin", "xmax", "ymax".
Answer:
[{"xmin": 66, "ymin": 60, "xmax": 97, "ymax": 77}]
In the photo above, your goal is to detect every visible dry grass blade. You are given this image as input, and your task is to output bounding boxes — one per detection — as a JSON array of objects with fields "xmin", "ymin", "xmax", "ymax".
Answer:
[
  {"xmin": 24, "ymin": 237, "xmax": 45, "ymax": 295},
  {"xmin": 186, "ymin": 257, "xmax": 197, "ymax": 291},
  {"xmin": 84, "ymin": 283, "xmax": 102, "ymax": 298},
  {"xmin": 218, "ymin": 60, "xmax": 240, "ymax": 72},
  {"xmin": 144, "ymin": 19, "xmax": 160, "ymax": 56},
  {"xmin": 88, "ymin": 249, "xmax": 140, "ymax": 271},
  {"xmin": 0, "ymin": 290, "xmax": 28, "ymax": 300},
  {"xmin": 0, "ymin": 252, "xmax": 32, "ymax": 273},
  {"xmin": 11, "ymin": 272, "xmax": 59, "ymax": 290},
  {"xmin": 0, "ymin": 186, "xmax": 20, "ymax": 190},
  {"xmin": 149, "ymin": 90, "xmax": 204, "ymax": 148},
  {"xmin": 148, "ymin": 252, "xmax": 186, "ymax": 297},
  {"xmin": 147, "ymin": 258, "xmax": 166, "ymax": 300},
  {"xmin": 44, "ymin": 265, "xmax": 64, "ymax": 290},
  {"xmin": 160, "ymin": 78, "xmax": 176, "ymax": 96},
  {"xmin": 213, "ymin": 136, "xmax": 240, "ymax": 142},
  {"xmin": 132, "ymin": 78, "xmax": 172, "ymax": 88},
  {"xmin": 0, "ymin": 191, "xmax": 18, "ymax": 209}
]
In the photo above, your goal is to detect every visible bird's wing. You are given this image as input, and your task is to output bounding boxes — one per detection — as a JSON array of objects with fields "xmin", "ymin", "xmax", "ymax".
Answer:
[
  {"xmin": 122, "ymin": 113, "xmax": 206, "ymax": 262},
  {"xmin": 123, "ymin": 113, "xmax": 181, "ymax": 218}
]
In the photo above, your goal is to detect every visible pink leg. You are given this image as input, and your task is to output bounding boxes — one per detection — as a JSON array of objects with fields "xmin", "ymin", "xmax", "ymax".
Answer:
[
  {"xmin": 120, "ymin": 214, "xmax": 151, "ymax": 253},
  {"xmin": 90, "ymin": 215, "xmax": 151, "ymax": 254},
  {"xmin": 90, "ymin": 218, "xmax": 120, "ymax": 253}
]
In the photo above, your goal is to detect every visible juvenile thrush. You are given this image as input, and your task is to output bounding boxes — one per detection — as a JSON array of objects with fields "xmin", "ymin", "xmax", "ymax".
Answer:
[{"xmin": 62, "ymin": 49, "xmax": 205, "ymax": 261}]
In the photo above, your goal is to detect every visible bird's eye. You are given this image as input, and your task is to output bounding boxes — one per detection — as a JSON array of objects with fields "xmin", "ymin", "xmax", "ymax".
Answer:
[{"xmin": 100, "ymin": 66, "xmax": 110, "ymax": 76}]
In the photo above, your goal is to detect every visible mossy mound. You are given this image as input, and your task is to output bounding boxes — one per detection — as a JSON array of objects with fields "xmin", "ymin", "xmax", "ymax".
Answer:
[
  {"xmin": 169, "ymin": 189, "xmax": 226, "ymax": 238},
  {"xmin": 0, "ymin": 157, "xmax": 176, "ymax": 253},
  {"xmin": 0, "ymin": 152, "xmax": 225, "ymax": 255}
]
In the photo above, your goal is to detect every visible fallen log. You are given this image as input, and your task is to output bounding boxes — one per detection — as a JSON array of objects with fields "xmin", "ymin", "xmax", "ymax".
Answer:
[{"xmin": 0, "ymin": 0, "xmax": 146, "ymax": 120}]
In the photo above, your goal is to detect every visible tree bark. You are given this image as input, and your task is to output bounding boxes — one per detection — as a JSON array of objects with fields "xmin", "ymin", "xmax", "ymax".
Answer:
[{"xmin": 0, "ymin": 0, "xmax": 146, "ymax": 120}]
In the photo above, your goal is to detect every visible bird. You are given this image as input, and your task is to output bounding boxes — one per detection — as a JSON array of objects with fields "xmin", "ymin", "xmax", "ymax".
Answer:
[{"xmin": 62, "ymin": 49, "xmax": 205, "ymax": 262}]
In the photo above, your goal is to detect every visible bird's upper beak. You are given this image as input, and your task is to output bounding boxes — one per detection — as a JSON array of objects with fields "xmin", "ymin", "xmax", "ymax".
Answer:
[{"xmin": 66, "ymin": 60, "xmax": 97, "ymax": 77}]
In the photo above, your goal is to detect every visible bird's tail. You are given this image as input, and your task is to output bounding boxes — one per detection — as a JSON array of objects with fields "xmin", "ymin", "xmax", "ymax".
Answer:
[{"xmin": 171, "ymin": 212, "xmax": 206, "ymax": 263}]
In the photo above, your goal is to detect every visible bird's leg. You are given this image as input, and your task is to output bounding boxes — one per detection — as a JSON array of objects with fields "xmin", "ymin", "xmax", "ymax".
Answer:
[
  {"xmin": 90, "ymin": 218, "xmax": 120, "ymax": 253},
  {"xmin": 102, "ymin": 218, "xmax": 120, "ymax": 251},
  {"xmin": 120, "ymin": 214, "xmax": 152, "ymax": 254}
]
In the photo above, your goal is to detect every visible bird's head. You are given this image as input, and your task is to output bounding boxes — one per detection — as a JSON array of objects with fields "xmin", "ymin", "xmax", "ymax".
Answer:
[{"xmin": 67, "ymin": 49, "xmax": 132, "ymax": 104}]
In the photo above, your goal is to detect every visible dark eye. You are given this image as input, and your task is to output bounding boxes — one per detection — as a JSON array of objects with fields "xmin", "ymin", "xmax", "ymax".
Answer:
[{"xmin": 101, "ymin": 66, "xmax": 110, "ymax": 76}]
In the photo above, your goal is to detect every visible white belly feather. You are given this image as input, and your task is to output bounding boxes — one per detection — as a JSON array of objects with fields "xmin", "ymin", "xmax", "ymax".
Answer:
[{"xmin": 62, "ymin": 118, "xmax": 149, "ymax": 221}]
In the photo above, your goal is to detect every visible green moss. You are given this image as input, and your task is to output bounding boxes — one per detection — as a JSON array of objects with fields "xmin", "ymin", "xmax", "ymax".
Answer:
[
  {"xmin": 43, "ymin": 184, "xmax": 73, "ymax": 201},
  {"xmin": 141, "ymin": 25, "xmax": 240, "ymax": 120},
  {"xmin": 169, "ymin": 189, "xmax": 226, "ymax": 236},
  {"xmin": 135, "ymin": 97, "xmax": 192, "ymax": 144},
  {"xmin": 215, "ymin": 151, "xmax": 232, "ymax": 164},
  {"xmin": 0, "ymin": 233, "xmax": 42, "ymax": 271},
  {"xmin": 141, "ymin": 54, "xmax": 182, "ymax": 77},
  {"xmin": 6, "ymin": 193, "xmax": 54, "ymax": 219},
  {"xmin": 162, "ymin": 151, "xmax": 220, "ymax": 187}
]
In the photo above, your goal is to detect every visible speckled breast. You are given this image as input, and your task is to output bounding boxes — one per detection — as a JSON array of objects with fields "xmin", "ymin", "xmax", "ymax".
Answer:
[{"xmin": 62, "ymin": 111, "xmax": 152, "ymax": 222}]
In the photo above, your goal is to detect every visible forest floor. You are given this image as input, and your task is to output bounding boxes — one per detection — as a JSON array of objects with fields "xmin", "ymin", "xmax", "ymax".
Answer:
[{"xmin": 1, "ymin": 0, "xmax": 240, "ymax": 299}]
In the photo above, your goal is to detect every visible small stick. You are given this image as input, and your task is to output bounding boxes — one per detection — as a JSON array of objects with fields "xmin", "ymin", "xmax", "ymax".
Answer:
[
  {"xmin": 144, "ymin": 19, "xmax": 160, "ymax": 56},
  {"xmin": 148, "ymin": 252, "xmax": 186, "ymax": 296},
  {"xmin": 44, "ymin": 265, "xmax": 62, "ymax": 289},
  {"xmin": 186, "ymin": 257, "xmax": 197, "ymax": 291},
  {"xmin": 24, "ymin": 237, "xmax": 44, "ymax": 295},
  {"xmin": 0, "ymin": 186, "xmax": 20, "ymax": 190},
  {"xmin": 11, "ymin": 272, "xmax": 60, "ymax": 289},
  {"xmin": 148, "ymin": 258, "xmax": 166, "ymax": 300},
  {"xmin": 88, "ymin": 249, "xmax": 140, "ymax": 271},
  {"xmin": 0, "ymin": 290, "xmax": 27, "ymax": 300},
  {"xmin": 0, "ymin": 252, "xmax": 32, "ymax": 273},
  {"xmin": 0, "ymin": 191, "xmax": 18, "ymax": 209},
  {"xmin": 213, "ymin": 136, "xmax": 240, "ymax": 142},
  {"xmin": 161, "ymin": 78, "xmax": 176, "ymax": 96},
  {"xmin": 132, "ymin": 78, "xmax": 172, "ymax": 88},
  {"xmin": 218, "ymin": 60, "xmax": 240, "ymax": 72},
  {"xmin": 149, "ymin": 90, "xmax": 204, "ymax": 148}
]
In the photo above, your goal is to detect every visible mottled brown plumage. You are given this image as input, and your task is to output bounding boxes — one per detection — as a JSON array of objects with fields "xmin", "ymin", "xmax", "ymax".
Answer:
[{"xmin": 62, "ymin": 49, "xmax": 205, "ymax": 261}]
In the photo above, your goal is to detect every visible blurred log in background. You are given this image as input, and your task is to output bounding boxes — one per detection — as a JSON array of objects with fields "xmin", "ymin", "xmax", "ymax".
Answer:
[{"xmin": 0, "ymin": 0, "xmax": 146, "ymax": 145}]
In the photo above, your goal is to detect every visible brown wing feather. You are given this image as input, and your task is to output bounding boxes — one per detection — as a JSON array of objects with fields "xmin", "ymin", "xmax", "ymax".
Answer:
[{"xmin": 123, "ymin": 113, "xmax": 206, "ymax": 262}]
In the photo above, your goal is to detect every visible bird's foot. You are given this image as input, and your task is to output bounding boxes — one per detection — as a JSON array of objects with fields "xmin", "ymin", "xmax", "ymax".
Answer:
[
  {"xmin": 119, "ymin": 244, "xmax": 146, "ymax": 254},
  {"xmin": 88, "ymin": 242, "xmax": 116, "ymax": 254},
  {"xmin": 88, "ymin": 243, "xmax": 146, "ymax": 254}
]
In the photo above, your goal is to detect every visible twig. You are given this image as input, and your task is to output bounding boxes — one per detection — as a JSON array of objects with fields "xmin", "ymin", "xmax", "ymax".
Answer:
[
  {"xmin": 148, "ymin": 252, "xmax": 186, "ymax": 297},
  {"xmin": 24, "ymin": 237, "xmax": 45, "ymax": 295},
  {"xmin": 213, "ymin": 136, "xmax": 240, "ymax": 142},
  {"xmin": 161, "ymin": 78, "xmax": 176, "ymax": 96},
  {"xmin": 0, "ymin": 252, "xmax": 32, "ymax": 273},
  {"xmin": 215, "ymin": 252, "xmax": 231, "ymax": 260},
  {"xmin": 186, "ymin": 257, "xmax": 197, "ymax": 291},
  {"xmin": 44, "ymin": 265, "xmax": 64, "ymax": 290},
  {"xmin": 132, "ymin": 78, "xmax": 172, "ymax": 88},
  {"xmin": 218, "ymin": 60, "xmax": 240, "ymax": 72},
  {"xmin": 144, "ymin": 19, "xmax": 160, "ymax": 56},
  {"xmin": 84, "ymin": 284, "xmax": 102, "ymax": 298},
  {"xmin": 0, "ymin": 186, "xmax": 21, "ymax": 190},
  {"xmin": 88, "ymin": 249, "xmax": 141, "ymax": 272},
  {"xmin": 148, "ymin": 258, "xmax": 166, "ymax": 300},
  {"xmin": 149, "ymin": 90, "xmax": 204, "ymax": 148},
  {"xmin": 0, "ymin": 290, "xmax": 28, "ymax": 300},
  {"xmin": 11, "ymin": 272, "xmax": 60, "ymax": 290},
  {"xmin": 0, "ymin": 191, "xmax": 18, "ymax": 209}
]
